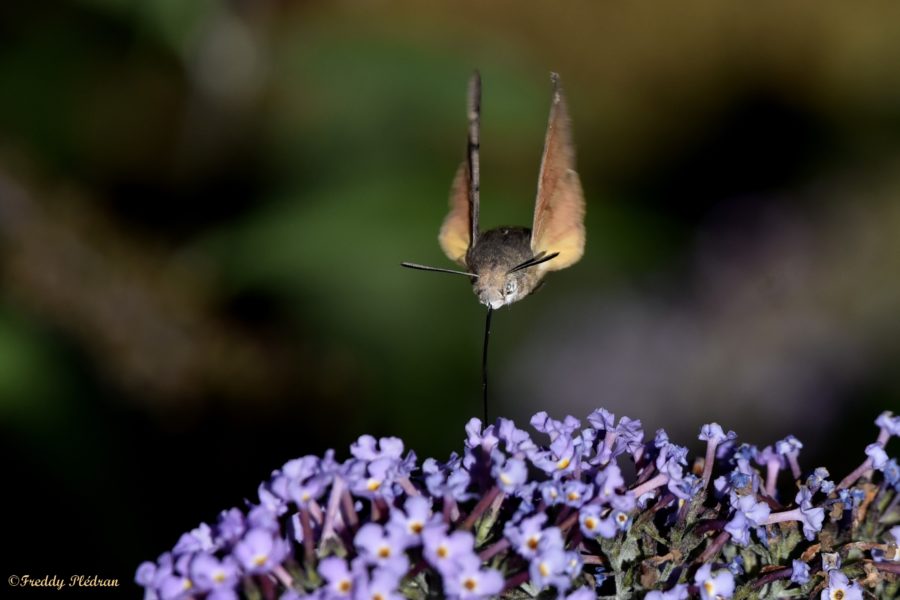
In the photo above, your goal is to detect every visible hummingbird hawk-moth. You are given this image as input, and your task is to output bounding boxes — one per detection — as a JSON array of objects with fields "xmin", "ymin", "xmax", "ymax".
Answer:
[{"xmin": 402, "ymin": 71, "xmax": 586, "ymax": 419}]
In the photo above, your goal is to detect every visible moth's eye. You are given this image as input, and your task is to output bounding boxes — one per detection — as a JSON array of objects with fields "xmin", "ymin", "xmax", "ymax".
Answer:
[{"xmin": 504, "ymin": 279, "xmax": 518, "ymax": 296}]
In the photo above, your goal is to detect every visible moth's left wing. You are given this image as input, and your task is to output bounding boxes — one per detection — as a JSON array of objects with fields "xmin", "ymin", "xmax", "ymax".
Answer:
[{"xmin": 530, "ymin": 73, "xmax": 586, "ymax": 272}]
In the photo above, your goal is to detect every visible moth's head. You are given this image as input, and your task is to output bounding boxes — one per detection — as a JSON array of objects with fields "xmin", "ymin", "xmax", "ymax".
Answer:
[
  {"xmin": 473, "ymin": 267, "xmax": 528, "ymax": 309},
  {"xmin": 470, "ymin": 247, "xmax": 559, "ymax": 309}
]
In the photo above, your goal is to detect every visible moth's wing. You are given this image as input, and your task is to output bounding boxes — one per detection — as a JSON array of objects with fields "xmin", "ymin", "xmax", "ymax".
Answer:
[
  {"xmin": 438, "ymin": 72, "xmax": 482, "ymax": 267},
  {"xmin": 530, "ymin": 73, "xmax": 586, "ymax": 272},
  {"xmin": 438, "ymin": 161, "xmax": 472, "ymax": 265}
]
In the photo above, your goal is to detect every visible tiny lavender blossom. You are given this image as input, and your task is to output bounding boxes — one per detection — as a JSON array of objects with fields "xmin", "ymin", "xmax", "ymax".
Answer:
[
  {"xmin": 695, "ymin": 564, "xmax": 735, "ymax": 600},
  {"xmin": 135, "ymin": 409, "xmax": 900, "ymax": 599},
  {"xmin": 820, "ymin": 570, "xmax": 864, "ymax": 600},
  {"xmin": 790, "ymin": 559, "xmax": 810, "ymax": 585}
]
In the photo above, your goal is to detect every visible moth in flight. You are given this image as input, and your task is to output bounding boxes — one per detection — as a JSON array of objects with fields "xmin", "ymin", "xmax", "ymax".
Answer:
[{"xmin": 403, "ymin": 71, "xmax": 586, "ymax": 419}]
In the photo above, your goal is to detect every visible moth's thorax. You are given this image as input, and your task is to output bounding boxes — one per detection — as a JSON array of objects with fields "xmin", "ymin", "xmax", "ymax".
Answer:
[{"xmin": 466, "ymin": 227, "xmax": 543, "ymax": 309}]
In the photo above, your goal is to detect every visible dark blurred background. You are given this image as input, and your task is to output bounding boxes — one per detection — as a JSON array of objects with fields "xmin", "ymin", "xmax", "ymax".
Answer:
[{"xmin": 2, "ymin": 0, "xmax": 899, "ymax": 591}]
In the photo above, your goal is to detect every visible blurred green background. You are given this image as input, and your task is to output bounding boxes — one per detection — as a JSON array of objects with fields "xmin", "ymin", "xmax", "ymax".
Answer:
[{"xmin": 2, "ymin": 0, "xmax": 900, "ymax": 589}]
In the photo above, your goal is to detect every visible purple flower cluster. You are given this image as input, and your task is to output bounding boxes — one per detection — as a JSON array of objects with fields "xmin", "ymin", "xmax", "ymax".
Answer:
[{"xmin": 137, "ymin": 410, "xmax": 900, "ymax": 599}]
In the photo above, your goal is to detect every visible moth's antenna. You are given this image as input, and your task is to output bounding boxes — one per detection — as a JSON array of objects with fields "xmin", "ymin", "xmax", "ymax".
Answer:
[
  {"xmin": 401, "ymin": 262, "xmax": 478, "ymax": 277},
  {"xmin": 481, "ymin": 306, "xmax": 492, "ymax": 424},
  {"xmin": 507, "ymin": 251, "xmax": 560, "ymax": 274},
  {"xmin": 467, "ymin": 71, "xmax": 481, "ymax": 246}
]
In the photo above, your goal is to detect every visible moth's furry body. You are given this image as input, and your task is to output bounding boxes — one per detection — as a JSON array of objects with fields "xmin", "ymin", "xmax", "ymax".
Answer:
[{"xmin": 466, "ymin": 227, "xmax": 538, "ymax": 309}]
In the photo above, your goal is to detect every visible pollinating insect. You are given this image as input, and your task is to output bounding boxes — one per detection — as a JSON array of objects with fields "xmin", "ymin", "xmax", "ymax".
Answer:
[{"xmin": 403, "ymin": 71, "xmax": 586, "ymax": 420}]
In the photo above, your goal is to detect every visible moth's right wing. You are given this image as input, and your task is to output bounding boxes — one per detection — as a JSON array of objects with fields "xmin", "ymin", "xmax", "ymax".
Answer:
[
  {"xmin": 439, "ymin": 162, "xmax": 473, "ymax": 265},
  {"xmin": 439, "ymin": 71, "xmax": 481, "ymax": 266}
]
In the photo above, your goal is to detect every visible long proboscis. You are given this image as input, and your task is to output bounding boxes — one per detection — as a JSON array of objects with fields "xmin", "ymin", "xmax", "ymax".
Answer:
[
  {"xmin": 401, "ymin": 262, "xmax": 478, "ymax": 277},
  {"xmin": 507, "ymin": 251, "xmax": 560, "ymax": 274},
  {"xmin": 482, "ymin": 306, "xmax": 492, "ymax": 424}
]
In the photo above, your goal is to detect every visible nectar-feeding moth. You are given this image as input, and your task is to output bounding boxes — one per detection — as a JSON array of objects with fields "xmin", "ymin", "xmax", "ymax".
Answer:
[{"xmin": 402, "ymin": 71, "xmax": 586, "ymax": 420}]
